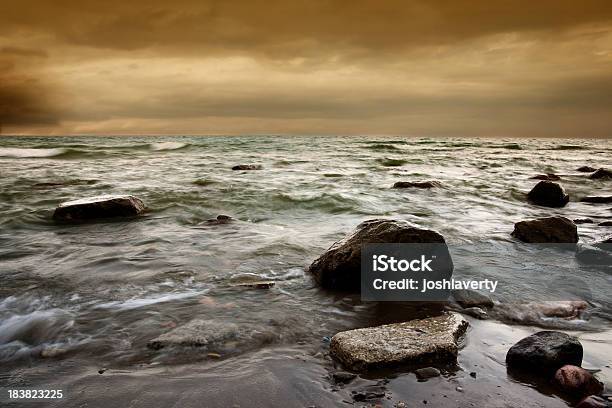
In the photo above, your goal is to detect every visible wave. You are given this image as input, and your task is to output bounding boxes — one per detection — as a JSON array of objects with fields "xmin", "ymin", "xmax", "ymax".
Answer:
[
  {"xmin": 0, "ymin": 147, "xmax": 68, "ymax": 158},
  {"xmin": 150, "ymin": 142, "xmax": 188, "ymax": 151},
  {"xmin": 365, "ymin": 143, "xmax": 400, "ymax": 151}
]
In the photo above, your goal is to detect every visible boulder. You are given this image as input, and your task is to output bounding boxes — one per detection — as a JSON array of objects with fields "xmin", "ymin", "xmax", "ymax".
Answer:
[
  {"xmin": 506, "ymin": 331, "xmax": 583, "ymax": 374},
  {"xmin": 553, "ymin": 365, "xmax": 604, "ymax": 399},
  {"xmin": 231, "ymin": 164, "xmax": 262, "ymax": 171},
  {"xmin": 581, "ymin": 196, "xmax": 612, "ymax": 204},
  {"xmin": 530, "ymin": 174, "xmax": 561, "ymax": 181},
  {"xmin": 329, "ymin": 312, "xmax": 468, "ymax": 371},
  {"xmin": 451, "ymin": 289, "xmax": 494, "ymax": 309},
  {"xmin": 308, "ymin": 219, "xmax": 449, "ymax": 292},
  {"xmin": 527, "ymin": 181, "xmax": 569, "ymax": 207},
  {"xmin": 589, "ymin": 169, "xmax": 612, "ymax": 179},
  {"xmin": 392, "ymin": 181, "xmax": 442, "ymax": 189},
  {"xmin": 511, "ymin": 216, "xmax": 578, "ymax": 243},
  {"xmin": 53, "ymin": 195, "xmax": 146, "ymax": 221},
  {"xmin": 577, "ymin": 166, "xmax": 597, "ymax": 173},
  {"xmin": 414, "ymin": 367, "xmax": 441, "ymax": 380}
]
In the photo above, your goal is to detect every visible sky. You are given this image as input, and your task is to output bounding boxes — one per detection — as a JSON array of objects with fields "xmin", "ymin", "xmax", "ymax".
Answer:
[{"xmin": 1, "ymin": 0, "xmax": 612, "ymax": 137}]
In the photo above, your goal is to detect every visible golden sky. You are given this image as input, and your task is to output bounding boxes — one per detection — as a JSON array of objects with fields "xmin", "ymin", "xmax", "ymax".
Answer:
[{"xmin": 1, "ymin": 0, "xmax": 612, "ymax": 137}]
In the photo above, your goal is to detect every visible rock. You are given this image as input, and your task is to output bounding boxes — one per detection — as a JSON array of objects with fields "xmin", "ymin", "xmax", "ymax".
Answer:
[
  {"xmin": 577, "ymin": 244, "xmax": 612, "ymax": 265},
  {"xmin": 581, "ymin": 196, "xmax": 612, "ymax": 204},
  {"xmin": 494, "ymin": 301, "xmax": 587, "ymax": 325},
  {"xmin": 574, "ymin": 218, "xmax": 594, "ymax": 224},
  {"xmin": 414, "ymin": 367, "xmax": 441, "ymax": 380},
  {"xmin": 469, "ymin": 371, "xmax": 477, "ymax": 378},
  {"xmin": 53, "ymin": 195, "xmax": 146, "ymax": 221},
  {"xmin": 203, "ymin": 214, "xmax": 233, "ymax": 225},
  {"xmin": 506, "ymin": 331, "xmax": 583, "ymax": 374},
  {"xmin": 530, "ymin": 174, "xmax": 561, "ymax": 181},
  {"xmin": 589, "ymin": 169, "xmax": 612, "ymax": 179},
  {"xmin": 575, "ymin": 396, "xmax": 609, "ymax": 408},
  {"xmin": 511, "ymin": 216, "xmax": 578, "ymax": 243},
  {"xmin": 147, "ymin": 319, "xmax": 239, "ymax": 350},
  {"xmin": 527, "ymin": 181, "xmax": 569, "ymax": 207},
  {"xmin": 459, "ymin": 307, "xmax": 489, "ymax": 320},
  {"xmin": 308, "ymin": 219, "xmax": 449, "ymax": 292},
  {"xmin": 451, "ymin": 289, "xmax": 494, "ymax": 309},
  {"xmin": 577, "ymin": 166, "xmax": 598, "ymax": 173},
  {"xmin": 231, "ymin": 164, "xmax": 262, "ymax": 171},
  {"xmin": 351, "ymin": 385, "xmax": 386, "ymax": 401},
  {"xmin": 329, "ymin": 312, "xmax": 468, "ymax": 371},
  {"xmin": 392, "ymin": 181, "xmax": 442, "ymax": 189},
  {"xmin": 229, "ymin": 274, "xmax": 275, "ymax": 289},
  {"xmin": 599, "ymin": 221, "xmax": 612, "ymax": 226},
  {"xmin": 553, "ymin": 365, "xmax": 604, "ymax": 399},
  {"xmin": 331, "ymin": 371, "xmax": 357, "ymax": 384}
]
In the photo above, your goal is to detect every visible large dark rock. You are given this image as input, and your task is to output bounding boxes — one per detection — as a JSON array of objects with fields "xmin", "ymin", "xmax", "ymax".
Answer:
[
  {"xmin": 308, "ymin": 219, "xmax": 448, "ymax": 292},
  {"xmin": 511, "ymin": 216, "xmax": 578, "ymax": 243},
  {"xmin": 231, "ymin": 164, "xmax": 262, "ymax": 171},
  {"xmin": 330, "ymin": 313, "xmax": 468, "ymax": 371},
  {"xmin": 581, "ymin": 196, "xmax": 612, "ymax": 204},
  {"xmin": 527, "ymin": 181, "xmax": 569, "ymax": 207},
  {"xmin": 589, "ymin": 168, "xmax": 612, "ymax": 179},
  {"xmin": 553, "ymin": 365, "xmax": 604, "ymax": 399},
  {"xmin": 599, "ymin": 221, "xmax": 612, "ymax": 226},
  {"xmin": 577, "ymin": 166, "xmax": 597, "ymax": 173},
  {"xmin": 53, "ymin": 195, "xmax": 146, "ymax": 221},
  {"xmin": 392, "ymin": 181, "xmax": 441, "ymax": 189},
  {"xmin": 506, "ymin": 331, "xmax": 583, "ymax": 374}
]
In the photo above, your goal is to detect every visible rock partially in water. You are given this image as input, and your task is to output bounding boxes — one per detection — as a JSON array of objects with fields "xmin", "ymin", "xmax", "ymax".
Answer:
[
  {"xmin": 506, "ymin": 331, "xmax": 583, "ymax": 374},
  {"xmin": 231, "ymin": 164, "xmax": 262, "ymax": 171},
  {"xmin": 331, "ymin": 371, "xmax": 357, "ymax": 384},
  {"xmin": 511, "ymin": 216, "xmax": 578, "ymax": 243},
  {"xmin": 308, "ymin": 219, "xmax": 449, "ymax": 292},
  {"xmin": 599, "ymin": 221, "xmax": 612, "ymax": 226},
  {"xmin": 392, "ymin": 181, "xmax": 442, "ymax": 189},
  {"xmin": 329, "ymin": 312, "xmax": 468, "ymax": 371},
  {"xmin": 577, "ymin": 166, "xmax": 597, "ymax": 173},
  {"xmin": 553, "ymin": 365, "xmax": 604, "ymax": 399},
  {"xmin": 574, "ymin": 218, "xmax": 594, "ymax": 224},
  {"xmin": 575, "ymin": 395, "xmax": 609, "ymax": 408},
  {"xmin": 527, "ymin": 181, "xmax": 569, "ymax": 207},
  {"xmin": 451, "ymin": 289, "xmax": 494, "ymax": 309},
  {"xmin": 589, "ymin": 168, "xmax": 612, "ymax": 179},
  {"xmin": 493, "ymin": 301, "xmax": 587, "ymax": 326},
  {"xmin": 147, "ymin": 319, "xmax": 240, "ymax": 350},
  {"xmin": 530, "ymin": 174, "xmax": 561, "ymax": 181},
  {"xmin": 351, "ymin": 385, "xmax": 386, "ymax": 401},
  {"xmin": 229, "ymin": 274, "xmax": 275, "ymax": 289},
  {"xmin": 581, "ymin": 196, "xmax": 612, "ymax": 204},
  {"xmin": 414, "ymin": 367, "xmax": 441, "ymax": 380},
  {"xmin": 53, "ymin": 195, "xmax": 146, "ymax": 221},
  {"xmin": 202, "ymin": 214, "xmax": 233, "ymax": 225}
]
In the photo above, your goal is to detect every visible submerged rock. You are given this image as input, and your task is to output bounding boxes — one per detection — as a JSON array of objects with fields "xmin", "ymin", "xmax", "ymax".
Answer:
[
  {"xmin": 527, "ymin": 181, "xmax": 569, "ymax": 207},
  {"xmin": 506, "ymin": 331, "xmax": 583, "ymax": 374},
  {"xmin": 53, "ymin": 195, "xmax": 146, "ymax": 221},
  {"xmin": 308, "ymin": 219, "xmax": 449, "ymax": 292},
  {"xmin": 530, "ymin": 174, "xmax": 561, "ymax": 181},
  {"xmin": 331, "ymin": 371, "xmax": 357, "ymax": 384},
  {"xmin": 231, "ymin": 164, "xmax": 262, "ymax": 171},
  {"xmin": 553, "ymin": 365, "xmax": 604, "ymax": 399},
  {"xmin": 581, "ymin": 196, "xmax": 612, "ymax": 204},
  {"xmin": 589, "ymin": 168, "xmax": 612, "ymax": 179},
  {"xmin": 451, "ymin": 289, "xmax": 494, "ymax": 309},
  {"xmin": 229, "ymin": 274, "xmax": 275, "ymax": 289},
  {"xmin": 203, "ymin": 214, "xmax": 233, "ymax": 225},
  {"xmin": 414, "ymin": 367, "xmax": 441, "ymax": 380},
  {"xmin": 574, "ymin": 218, "xmax": 594, "ymax": 224},
  {"xmin": 329, "ymin": 312, "xmax": 468, "ymax": 371},
  {"xmin": 493, "ymin": 301, "xmax": 587, "ymax": 326},
  {"xmin": 511, "ymin": 216, "xmax": 578, "ymax": 243},
  {"xmin": 392, "ymin": 181, "xmax": 442, "ymax": 189},
  {"xmin": 147, "ymin": 319, "xmax": 240, "ymax": 350},
  {"xmin": 577, "ymin": 166, "xmax": 597, "ymax": 173}
]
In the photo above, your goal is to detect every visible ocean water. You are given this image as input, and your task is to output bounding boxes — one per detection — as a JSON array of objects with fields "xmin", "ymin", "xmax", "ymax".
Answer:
[{"xmin": 0, "ymin": 136, "xmax": 611, "ymax": 400}]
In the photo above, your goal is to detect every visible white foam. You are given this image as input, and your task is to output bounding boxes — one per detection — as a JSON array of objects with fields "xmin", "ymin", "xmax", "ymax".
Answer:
[
  {"xmin": 150, "ymin": 142, "xmax": 187, "ymax": 151},
  {"xmin": 94, "ymin": 289, "xmax": 207, "ymax": 311},
  {"xmin": 0, "ymin": 147, "xmax": 67, "ymax": 158}
]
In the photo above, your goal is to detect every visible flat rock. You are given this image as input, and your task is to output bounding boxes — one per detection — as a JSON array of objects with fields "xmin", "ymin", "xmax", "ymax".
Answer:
[
  {"xmin": 229, "ymin": 275, "xmax": 276, "ymax": 289},
  {"xmin": 530, "ymin": 174, "xmax": 561, "ymax": 181},
  {"xmin": 231, "ymin": 164, "xmax": 262, "ymax": 171},
  {"xmin": 451, "ymin": 289, "xmax": 494, "ymax": 309},
  {"xmin": 589, "ymin": 168, "xmax": 612, "ymax": 179},
  {"xmin": 414, "ymin": 367, "xmax": 441, "ymax": 380},
  {"xmin": 308, "ymin": 219, "xmax": 449, "ymax": 292},
  {"xmin": 527, "ymin": 181, "xmax": 569, "ymax": 207},
  {"xmin": 53, "ymin": 195, "xmax": 146, "ymax": 221},
  {"xmin": 577, "ymin": 166, "xmax": 597, "ymax": 173},
  {"xmin": 506, "ymin": 331, "xmax": 583, "ymax": 374},
  {"xmin": 581, "ymin": 196, "xmax": 612, "ymax": 204},
  {"xmin": 392, "ymin": 181, "xmax": 442, "ymax": 189},
  {"xmin": 147, "ymin": 319, "xmax": 240, "ymax": 350},
  {"xmin": 511, "ymin": 216, "xmax": 578, "ymax": 243},
  {"xmin": 553, "ymin": 365, "xmax": 604, "ymax": 399},
  {"xmin": 329, "ymin": 312, "xmax": 468, "ymax": 371}
]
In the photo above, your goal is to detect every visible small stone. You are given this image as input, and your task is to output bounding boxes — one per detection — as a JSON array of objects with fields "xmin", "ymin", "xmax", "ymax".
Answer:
[
  {"xmin": 469, "ymin": 372, "xmax": 477, "ymax": 378},
  {"xmin": 392, "ymin": 181, "xmax": 442, "ymax": 189},
  {"xmin": 204, "ymin": 214, "xmax": 233, "ymax": 225},
  {"xmin": 207, "ymin": 352, "xmax": 222, "ymax": 359},
  {"xmin": 414, "ymin": 367, "xmax": 441, "ymax": 380},
  {"xmin": 231, "ymin": 164, "xmax": 262, "ymax": 171},
  {"xmin": 553, "ymin": 365, "xmax": 604, "ymax": 399}
]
